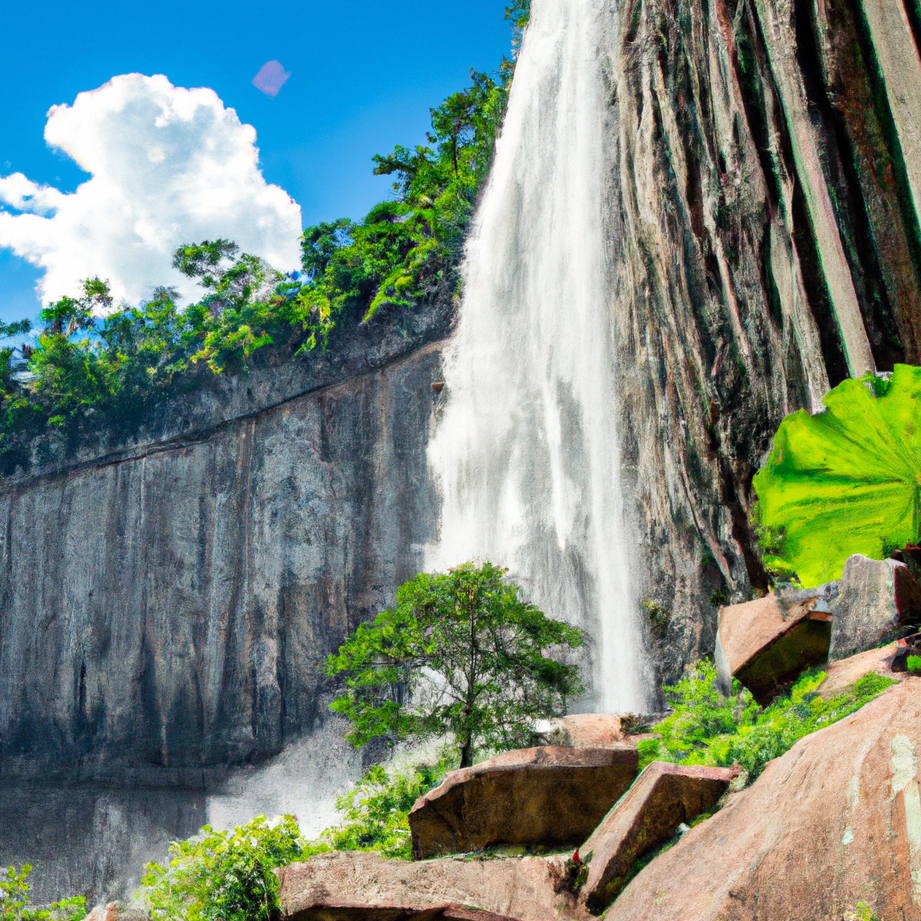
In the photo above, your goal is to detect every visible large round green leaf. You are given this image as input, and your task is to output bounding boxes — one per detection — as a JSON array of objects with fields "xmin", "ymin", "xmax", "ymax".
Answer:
[{"xmin": 753, "ymin": 364, "xmax": 921, "ymax": 586}]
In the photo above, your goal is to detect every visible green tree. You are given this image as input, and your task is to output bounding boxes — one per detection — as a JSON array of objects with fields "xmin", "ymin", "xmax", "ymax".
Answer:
[{"xmin": 326, "ymin": 562, "xmax": 586, "ymax": 768}]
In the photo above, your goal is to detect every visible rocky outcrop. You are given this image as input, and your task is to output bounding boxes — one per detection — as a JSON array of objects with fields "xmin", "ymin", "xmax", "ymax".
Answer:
[
  {"xmin": 276, "ymin": 852, "xmax": 584, "ymax": 921},
  {"xmin": 0, "ymin": 309, "xmax": 449, "ymax": 783},
  {"xmin": 541, "ymin": 714, "xmax": 626, "ymax": 749},
  {"xmin": 609, "ymin": 0, "xmax": 921, "ymax": 681},
  {"xmin": 409, "ymin": 747, "xmax": 638, "ymax": 860},
  {"xmin": 818, "ymin": 642, "xmax": 904, "ymax": 698},
  {"xmin": 715, "ymin": 592, "xmax": 831, "ymax": 703},
  {"xmin": 580, "ymin": 762, "xmax": 735, "ymax": 912},
  {"xmin": 829, "ymin": 554, "xmax": 921, "ymax": 658},
  {"xmin": 604, "ymin": 680, "xmax": 921, "ymax": 920}
]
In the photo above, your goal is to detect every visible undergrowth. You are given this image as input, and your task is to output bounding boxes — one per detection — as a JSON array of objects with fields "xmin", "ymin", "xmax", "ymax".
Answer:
[
  {"xmin": 136, "ymin": 756, "xmax": 453, "ymax": 920},
  {"xmin": 638, "ymin": 660, "xmax": 896, "ymax": 781}
]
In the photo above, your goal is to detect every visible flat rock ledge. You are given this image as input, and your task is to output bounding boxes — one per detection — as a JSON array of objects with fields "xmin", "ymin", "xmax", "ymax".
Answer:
[
  {"xmin": 409, "ymin": 746, "xmax": 638, "ymax": 860},
  {"xmin": 276, "ymin": 851, "xmax": 588, "ymax": 921},
  {"xmin": 580, "ymin": 761, "xmax": 736, "ymax": 912}
]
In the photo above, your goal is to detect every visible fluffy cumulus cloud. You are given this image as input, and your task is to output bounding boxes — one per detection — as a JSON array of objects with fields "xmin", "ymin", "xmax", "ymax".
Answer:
[{"xmin": 0, "ymin": 74, "xmax": 302, "ymax": 307}]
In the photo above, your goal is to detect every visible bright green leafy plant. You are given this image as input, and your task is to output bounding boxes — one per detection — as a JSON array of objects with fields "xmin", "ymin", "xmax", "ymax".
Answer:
[
  {"xmin": 322, "ymin": 757, "xmax": 454, "ymax": 859},
  {"xmin": 0, "ymin": 865, "xmax": 85, "ymax": 921},
  {"xmin": 754, "ymin": 364, "xmax": 921, "ymax": 585},
  {"xmin": 139, "ymin": 815, "xmax": 306, "ymax": 921},
  {"xmin": 638, "ymin": 661, "xmax": 895, "ymax": 781},
  {"xmin": 327, "ymin": 561, "xmax": 585, "ymax": 767}
]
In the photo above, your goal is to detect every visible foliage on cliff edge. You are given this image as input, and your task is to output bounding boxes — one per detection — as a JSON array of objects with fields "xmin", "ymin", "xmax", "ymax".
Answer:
[{"xmin": 0, "ymin": 3, "xmax": 529, "ymax": 476}]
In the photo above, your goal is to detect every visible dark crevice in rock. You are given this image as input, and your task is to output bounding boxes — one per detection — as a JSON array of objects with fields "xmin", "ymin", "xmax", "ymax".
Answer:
[
  {"xmin": 902, "ymin": 0, "xmax": 921, "ymax": 61},
  {"xmin": 845, "ymin": 0, "xmax": 921, "ymax": 362},
  {"xmin": 795, "ymin": 0, "xmax": 902, "ymax": 371}
]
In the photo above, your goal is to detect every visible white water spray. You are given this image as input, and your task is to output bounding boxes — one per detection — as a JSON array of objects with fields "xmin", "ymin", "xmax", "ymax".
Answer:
[{"xmin": 427, "ymin": 0, "xmax": 650, "ymax": 712}]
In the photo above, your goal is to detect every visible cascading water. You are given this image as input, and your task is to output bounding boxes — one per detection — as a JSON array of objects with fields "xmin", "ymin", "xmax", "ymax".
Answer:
[{"xmin": 427, "ymin": 0, "xmax": 651, "ymax": 712}]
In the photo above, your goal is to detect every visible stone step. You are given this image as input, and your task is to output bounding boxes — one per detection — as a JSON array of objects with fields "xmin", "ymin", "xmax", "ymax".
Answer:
[{"xmin": 409, "ymin": 745, "xmax": 638, "ymax": 860}]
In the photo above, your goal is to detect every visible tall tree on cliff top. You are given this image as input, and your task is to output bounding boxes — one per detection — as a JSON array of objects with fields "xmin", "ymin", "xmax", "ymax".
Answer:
[{"xmin": 326, "ymin": 562, "xmax": 585, "ymax": 768}]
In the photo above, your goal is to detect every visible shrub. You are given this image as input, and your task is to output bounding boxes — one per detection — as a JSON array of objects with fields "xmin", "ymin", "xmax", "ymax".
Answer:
[
  {"xmin": 321, "ymin": 757, "xmax": 454, "ymax": 859},
  {"xmin": 639, "ymin": 661, "xmax": 895, "ymax": 781},
  {"xmin": 0, "ymin": 865, "xmax": 85, "ymax": 921},
  {"xmin": 139, "ymin": 815, "xmax": 306, "ymax": 921}
]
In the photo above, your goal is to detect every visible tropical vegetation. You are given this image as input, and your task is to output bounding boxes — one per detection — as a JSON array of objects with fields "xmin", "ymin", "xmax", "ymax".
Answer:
[
  {"xmin": 0, "ymin": 2, "xmax": 531, "ymax": 477},
  {"xmin": 327, "ymin": 561, "xmax": 585, "ymax": 768},
  {"xmin": 0, "ymin": 865, "xmax": 85, "ymax": 921},
  {"xmin": 753, "ymin": 364, "xmax": 921, "ymax": 585},
  {"xmin": 637, "ymin": 660, "xmax": 895, "ymax": 781}
]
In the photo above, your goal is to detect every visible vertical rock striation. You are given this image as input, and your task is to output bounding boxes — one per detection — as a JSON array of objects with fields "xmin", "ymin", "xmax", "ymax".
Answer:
[{"xmin": 607, "ymin": 0, "xmax": 921, "ymax": 679}]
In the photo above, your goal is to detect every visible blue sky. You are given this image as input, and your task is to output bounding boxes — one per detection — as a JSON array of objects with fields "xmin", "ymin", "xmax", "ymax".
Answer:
[{"xmin": 0, "ymin": 0, "xmax": 513, "ymax": 323}]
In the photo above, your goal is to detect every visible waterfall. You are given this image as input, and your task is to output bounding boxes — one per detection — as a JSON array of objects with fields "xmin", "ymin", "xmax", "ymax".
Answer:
[{"xmin": 427, "ymin": 0, "xmax": 651, "ymax": 712}]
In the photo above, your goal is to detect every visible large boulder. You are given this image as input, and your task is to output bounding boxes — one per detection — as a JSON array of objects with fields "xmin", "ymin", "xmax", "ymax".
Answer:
[
  {"xmin": 276, "ymin": 851, "xmax": 586, "ymax": 921},
  {"xmin": 604, "ymin": 680, "xmax": 921, "ymax": 921},
  {"xmin": 829, "ymin": 554, "xmax": 921, "ymax": 658},
  {"xmin": 579, "ymin": 762, "xmax": 735, "ymax": 912},
  {"xmin": 409, "ymin": 746, "xmax": 638, "ymax": 860},
  {"xmin": 715, "ymin": 593, "xmax": 832, "ymax": 704}
]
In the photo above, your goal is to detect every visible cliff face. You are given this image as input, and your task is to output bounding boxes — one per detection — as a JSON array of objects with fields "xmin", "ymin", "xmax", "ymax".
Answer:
[
  {"xmin": 0, "ymin": 302, "xmax": 451, "ymax": 781},
  {"xmin": 607, "ymin": 0, "xmax": 921, "ymax": 679}
]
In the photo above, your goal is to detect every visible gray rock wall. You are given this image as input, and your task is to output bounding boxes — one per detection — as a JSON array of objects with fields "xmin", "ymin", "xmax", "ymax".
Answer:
[
  {"xmin": 0, "ymin": 337, "xmax": 444, "ymax": 782},
  {"xmin": 606, "ymin": 0, "xmax": 921, "ymax": 679}
]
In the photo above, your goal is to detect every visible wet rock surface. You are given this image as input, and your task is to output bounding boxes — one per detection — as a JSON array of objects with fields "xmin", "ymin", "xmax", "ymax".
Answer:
[
  {"xmin": 604, "ymin": 681, "xmax": 921, "ymax": 921},
  {"xmin": 580, "ymin": 761, "xmax": 735, "ymax": 912},
  {"xmin": 409, "ymin": 746, "xmax": 638, "ymax": 860}
]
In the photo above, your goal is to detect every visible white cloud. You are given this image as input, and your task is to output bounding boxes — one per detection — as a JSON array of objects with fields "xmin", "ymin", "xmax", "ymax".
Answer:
[{"xmin": 0, "ymin": 73, "xmax": 302, "ymax": 308}]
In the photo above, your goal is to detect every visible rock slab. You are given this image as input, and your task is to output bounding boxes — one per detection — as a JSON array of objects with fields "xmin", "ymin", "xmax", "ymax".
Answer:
[
  {"xmin": 715, "ymin": 593, "xmax": 831, "ymax": 704},
  {"xmin": 580, "ymin": 761, "xmax": 735, "ymax": 912},
  {"xmin": 604, "ymin": 680, "xmax": 921, "ymax": 921},
  {"xmin": 829, "ymin": 554, "xmax": 921, "ymax": 658},
  {"xmin": 409, "ymin": 746, "xmax": 638, "ymax": 860},
  {"xmin": 276, "ymin": 851, "xmax": 585, "ymax": 921}
]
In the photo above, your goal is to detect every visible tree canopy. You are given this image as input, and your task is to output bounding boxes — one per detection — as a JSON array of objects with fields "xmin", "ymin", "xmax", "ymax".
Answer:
[{"xmin": 326, "ymin": 562, "xmax": 585, "ymax": 768}]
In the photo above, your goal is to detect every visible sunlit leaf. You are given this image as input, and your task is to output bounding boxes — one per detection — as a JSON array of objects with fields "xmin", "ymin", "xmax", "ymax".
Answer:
[{"xmin": 753, "ymin": 364, "xmax": 921, "ymax": 586}]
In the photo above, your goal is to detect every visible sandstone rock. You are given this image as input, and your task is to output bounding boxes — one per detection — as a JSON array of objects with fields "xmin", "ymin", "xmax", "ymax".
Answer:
[
  {"xmin": 715, "ymin": 593, "xmax": 832, "ymax": 704},
  {"xmin": 604, "ymin": 680, "xmax": 921, "ymax": 921},
  {"xmin": 817, "ymin": 643, "xmax": 903, "ymax": 699},
  {"xmin": 541, "ymin": 714, "xmax": 625, "ymax": 748},
  {"xmin": 579, "ymin": 761, "xmax": 735, "ymax": 912},
  {"xmin": 829, "ymin": 554, "xmax": 921, "ymax": 659},
  {"xmin": 409, "ymin": 746, "xmax": 638, "ymax": 859},
  {"xmin": 276, "ymin": 851, "xmax": 586, "ymax": 921}
]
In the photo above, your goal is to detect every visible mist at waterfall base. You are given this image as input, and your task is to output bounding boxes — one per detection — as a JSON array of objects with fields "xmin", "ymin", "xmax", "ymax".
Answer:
[{"xmin": 427, "ymin": 0, "xmax": 652, "ymax": 714}]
